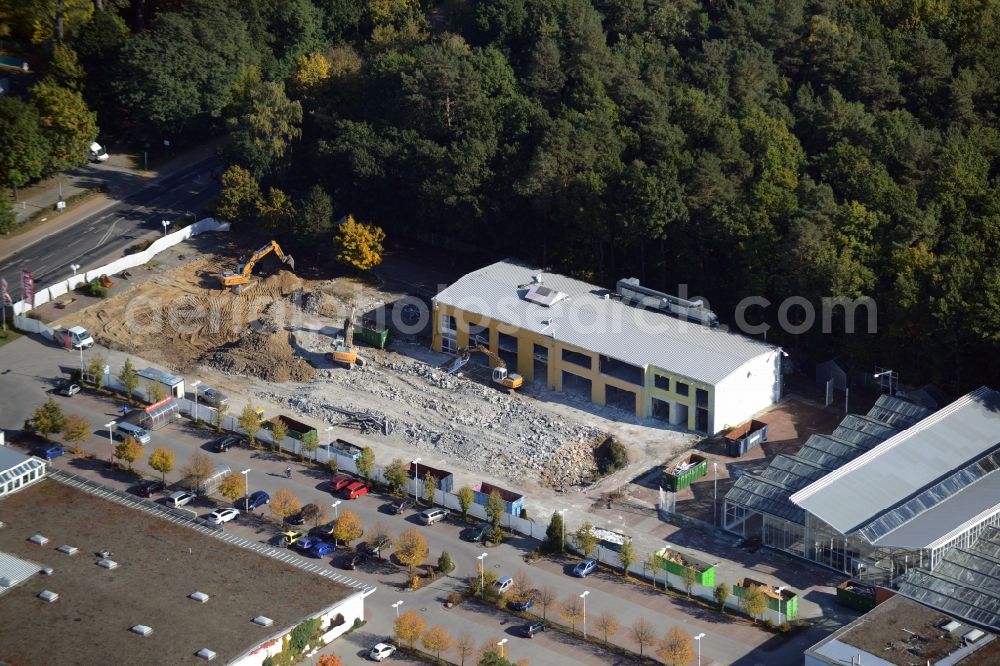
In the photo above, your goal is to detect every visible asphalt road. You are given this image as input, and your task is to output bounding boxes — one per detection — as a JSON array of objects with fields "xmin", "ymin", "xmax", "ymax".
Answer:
[{"xmin": 0, "ymin": 157, "xmax": 219, "ymax": 291}]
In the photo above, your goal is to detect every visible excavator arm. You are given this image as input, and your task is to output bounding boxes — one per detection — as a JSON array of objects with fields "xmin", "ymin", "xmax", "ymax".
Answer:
[
  {"xmin": 220, "ymin": 240, "xmax": 295, "ymax": 289},
  {"xmin": 455, "ymin": 344, "xmax": 507, "ymax": 369}
]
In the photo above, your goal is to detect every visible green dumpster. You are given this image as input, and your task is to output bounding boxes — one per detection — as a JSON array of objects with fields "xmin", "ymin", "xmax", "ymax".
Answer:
[{"xmin": 661, "ymin": 453, "xmax": 708, "ymax": 492}]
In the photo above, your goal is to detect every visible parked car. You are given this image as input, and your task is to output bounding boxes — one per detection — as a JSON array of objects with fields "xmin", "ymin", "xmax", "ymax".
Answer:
[
  {"xmin": 370, "ymin": 643, "xmax": 396, "ymax": 661},
  {"xmin": 309, "ymin": 541, "xmax": 336, "ymax": 558},
  {"xmin": 295, "ymin": 536, "xmax": 319, "ymax": 552},
  {"xmin": 308, "ymin": 522, "xmax": 336, "ymax": 540},
  {"xmin": 130, "ymin": 479, "xmax": 166, "ymax": 497},
  {"xmin": 279, "ymin": 530, "xmax": 306, "ymax": 547},
  {"xmin": 462, "ymin": 522, "xmax": 491, "ymax": 542},
  {"xmin": 493, "ymin": 576, "xmax": 513, "ymax": 594},
  {"xmin": 329, "ymin": 474, "xmax": 355, "ymax": 493},
  {"xmin": 341, "ymin": 482, "xmax": 370, "ymax": 500},
  {"xmin": 244, "ymin": 490, "xmax": 269, "ymax": 510},
  {"xmin": 519, "ymin": 621, "xmax": 546, "ymax": 638},
  {"xmin": 510, "ymin": 596, "xmax": 535, "ymax": 612},
  {"xmin": 287, "ymin": 503, "xmax": 319, "ymax": 526},
  {"xmin": 389, "ymin": 498, "xmax": 414, "ymax": 514},
  {"xmin": 57, "ymin": 382, "xmax": 81, "ymax": 397},
  {"xmin": 212, "ymin": 435, "xmax": 241, "ymax": 452},
  {"xmin": 196, "ymin": 385, "xmax": 229, "ymax": 408},
  {"xmin": 573, "ymin": 559, "xmax": 598, "ymax": 577},
  {"xmin": 167, "ymin": 491, "xmax": 195, "ymax": 508},
  {"xmin": 32, "ymin": 445, "xmax": 66, "ymax": 460},
  {"xmin": 419, "ymin": 508, "xmax": 450, "ymax": 525},
  {"xmin": 208, "ymin": 507, "xmax": 240, "ymax": 524}
]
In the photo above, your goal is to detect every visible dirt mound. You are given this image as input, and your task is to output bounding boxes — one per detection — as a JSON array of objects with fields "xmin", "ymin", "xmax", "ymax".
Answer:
[{"xmin": 204, "ymin": 302, "xmax": 315, "ymax": 383}]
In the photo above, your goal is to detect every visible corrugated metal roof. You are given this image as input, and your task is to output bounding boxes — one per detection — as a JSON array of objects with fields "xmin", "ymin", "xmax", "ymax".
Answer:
[
  {"xmin": 791, "ymin": 387, "xmax": 1000, "ymax": 534},
  {"xmin": 434, "ymin": 260, "xmax": 776, "ymax": 386},
  {"xmin": 138, "ymin": 367, "xmax": 183, "ymax": 386},
  {"xmin": 0, "ymin": 551, "xmax": 41, "ymax": 593}
]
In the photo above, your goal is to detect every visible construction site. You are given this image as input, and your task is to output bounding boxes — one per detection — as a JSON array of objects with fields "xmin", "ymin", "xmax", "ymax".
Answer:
[{"xmin": 67, "ymin": 237, "xmax": 694, "ymax": 490}]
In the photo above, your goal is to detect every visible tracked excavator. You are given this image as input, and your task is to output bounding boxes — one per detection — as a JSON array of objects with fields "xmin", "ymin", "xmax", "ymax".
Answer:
[
  {"xmin": 447, "ymin": 344, "xmax": 523, "ymax": 392},
  {"xmin": 219, "ymin": 240, "xmax": 295, "ymax": 293},
  {"xmin": 326, "ymin": 305, "xmax": 367, "ymax": 368}
]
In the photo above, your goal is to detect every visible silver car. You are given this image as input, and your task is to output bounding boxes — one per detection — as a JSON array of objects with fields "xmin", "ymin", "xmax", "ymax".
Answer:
[{"xmin": 419, "ymin": 508, "xmax": 450, "ymax": 525}]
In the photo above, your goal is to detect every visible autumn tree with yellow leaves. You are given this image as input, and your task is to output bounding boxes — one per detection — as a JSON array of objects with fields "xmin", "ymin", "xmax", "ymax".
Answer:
[{"xmin": 333, "ymin": 215, "xmax": 385, "ymax": 270}]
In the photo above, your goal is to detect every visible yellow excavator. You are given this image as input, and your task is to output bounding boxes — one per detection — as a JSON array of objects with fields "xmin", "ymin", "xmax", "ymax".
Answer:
[
  {"xmin": 451, "ymin": 344, "xmax": 523, "ymax": 392},
  {"xmin": 219, "ymin": 240, "xmax": 295, "ymax": 293},
  {"xmin": 326, "ymin": 305, "xmax": 366, "ymax": 368}
]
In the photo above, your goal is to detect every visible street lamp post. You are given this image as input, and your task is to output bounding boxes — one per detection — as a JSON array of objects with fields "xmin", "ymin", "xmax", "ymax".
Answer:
[
  {"xmin": 580, "ymin": 590, "xmax": 589, "ymax": 638},
  {"xmin": 331, "ymin": 500, "xmax": 341, "ymax": 520},
  {"xmin": 558, "ymin": 508, "xmax": 567, "ymax": 552},
  {"xmin": 694, "ymin": 633, "xmax": 705, "ymax": 666},
  {"xmin": 497, "ymin": 639, "xmax": 508, "ymax": 659},
  {"xmin": 104, "ymin": 421, "xmax": 116, "ymax": 457},
  {"xmin": 713, "ymin": 462, "xmax": 718, "ymax": 527},
  {"xmin": 161, "ymin": 220, "xmax": 170, "ymax": 236},
  {"xmin": 70, "ymin": 263, "xmax": 80, "ymax": 277},
  {"xmin": 776, "ymin": 586, "xmax": 785, "ymax": 626},
  {"xmin": 191, "ymin": 380, "xmax": 201, "ymax": 422},
  {"xmin": 477, "ymin": 553, "xmax": 488, "ymax": 598},
  {"xmin": 392, "ymin": 600, "xmax": 403, "ymax": 618},
  {"xmin": 873, "ymin": 368, "xmax": 897, "ymax": 395},
  {"xmin": 241, "ymin": 469, "xmax": 251, "ymax": 511},
  {"xmin": 411, "ymin": 458, "xmax": 421, "ymax": 504}
]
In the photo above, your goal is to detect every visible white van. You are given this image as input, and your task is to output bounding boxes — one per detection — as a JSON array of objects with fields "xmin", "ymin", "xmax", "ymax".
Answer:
[
  {"xmin": 88, "ymin": 141, "xmax": 109, "ymax": 162},
  {"xmin": 116, "ymin": 422, "xmax": 151, "ymax": 445}
]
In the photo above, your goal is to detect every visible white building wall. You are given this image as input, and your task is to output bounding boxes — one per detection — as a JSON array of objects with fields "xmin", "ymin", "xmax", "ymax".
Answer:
[{"xmin": 712, "ymin": 352, "xmax": 780, "ymax": 432}]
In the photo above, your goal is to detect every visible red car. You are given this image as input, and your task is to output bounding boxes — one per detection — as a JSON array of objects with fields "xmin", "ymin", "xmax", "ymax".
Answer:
[
  {"xmin": 341, "ymin": 482, "xmax": 369, "ymax": 500},
  {"xmin": 329, "ymin": 474, "xmax": 354, "ymax": 493}
]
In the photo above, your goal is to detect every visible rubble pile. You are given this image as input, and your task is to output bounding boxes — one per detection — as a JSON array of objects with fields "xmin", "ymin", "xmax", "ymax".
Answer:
[{"xmin": 205, "ymin": 302, "xmax": 316, "ymax": 383}]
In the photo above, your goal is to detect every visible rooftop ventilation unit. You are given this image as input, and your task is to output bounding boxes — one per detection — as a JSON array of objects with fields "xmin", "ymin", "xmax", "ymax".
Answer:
[
  {"xmin": 57, "ymin": 545, "xmax": 78, "ymax": 555},
  {"xmin": 40, "ymin": 568, "xmax": 53, "ymax": 576},
  {"xmin": 97, "ymin": 559, "xmax": 118, "ymax": 570},
  {"xmin": 195, "ymin": 648, "xmax": 217, "ymax": 661},
  {"xmin": 964, "ymin": 629, "xmax": 985, "ymax": 643},
  {"xmin": 130, "ymin": 625, "xmax": 153, "ymax": 637},
  {"xmin": 524, "ymin": 283, "xmax": 567, "ymax": 307},
  {"xmin": 616, "ymin": 278, "xmax": 719, "ymax": 327},
  {"xmin": 253, "ymin": 615, "xmax": 274, "ymax": 627},
  {"xmin": 29, "ymin": 534, "xmax": 49, "ymax": 546},
  {"xmin": 942, "ymin": 620, "xmax": 962, "ymax": 633},
  {"xmin": 38, "ymin": 590, "xmax": 59, "ymax": 603},
  {"xmin": 189, "ymin": 591, "xmax": 209, "ymax": 603}
]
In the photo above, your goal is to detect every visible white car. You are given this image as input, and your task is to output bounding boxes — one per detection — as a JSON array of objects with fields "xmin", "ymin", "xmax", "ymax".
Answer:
[
  {"xmin": 208, "ymin": 507, "xmax": 240, "ymax": 524},
  {"xmin": 167, "ymin": 491, "xmax": 195, "ymax": 508},
  {"xmin": 370, "ymin": 643, "xmax": 396, "ymax": 661}
]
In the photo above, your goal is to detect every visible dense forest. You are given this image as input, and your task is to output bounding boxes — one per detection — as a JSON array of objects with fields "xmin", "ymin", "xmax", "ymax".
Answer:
[{"xmin": 2, "ymin": 0, "xmax": 1000, "ymax": 390}]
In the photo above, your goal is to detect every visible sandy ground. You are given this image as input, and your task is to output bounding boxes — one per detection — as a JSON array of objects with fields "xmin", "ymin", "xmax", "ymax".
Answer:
[{"xmin": 66, "ymin": 247, "xmax": 695, "ymax": 489}]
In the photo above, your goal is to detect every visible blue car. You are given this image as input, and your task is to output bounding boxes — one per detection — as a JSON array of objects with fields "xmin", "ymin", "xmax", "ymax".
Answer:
[
  {"xmin": 33, "ymin": 445, "xmax": 65, "ymax": 460},
  {"xmin": 295, "ymin": 536, "xmax": 319, "ymax": 552},
  {"xmin": 510, "ymin": 598, "xmax": 534, "ymax": 612},
  {"xmin": 245, "ymin": 491, "xmax": 269, "ymax": 510},
  {"xmin": 573, "ymin": 559, "xmax": 598, "ymax": 577},
  {"xmin": 309, "ymin": 541, "xmax": 335, "ymax": 558}
]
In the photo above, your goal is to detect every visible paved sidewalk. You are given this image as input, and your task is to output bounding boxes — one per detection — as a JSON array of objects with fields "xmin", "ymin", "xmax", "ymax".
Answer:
[{"xmin": 1, "ymin": 138, "xmax": 224, "ymax": 263}]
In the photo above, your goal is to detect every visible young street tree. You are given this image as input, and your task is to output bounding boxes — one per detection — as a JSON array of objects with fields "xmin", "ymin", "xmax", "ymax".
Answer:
[
  {"xmin": 544, "ymin": 511, "xmax": 565, "ymax": 553},
  {"xmin": 575, "ymin": 521, "xmax": 598, "ymax": 558},
  {"xmin": 147, "ymin": 382, "xmax": 166, "ymax": 404},
  {"xmin": 421, "ymin": 625, "xmax": 453, "ymax": 661},
  {"xmin": 394, "ymin": 609, "xmax": 426, "ymax": 648},
  {"xmin": 683, "ymin": 566, "xmax": 698, "ymax": 596},
  {"xmin": 537, "ymin": 585, "xmax": 556, "ymax": 621},
  {"xmin": 714, "ymin": 582, "xmax": 730, "ymax": 613},
  {"xmin": 559, "ymin": 597, "xmax": 584, "ymax": 634},
  {"xmin": 619, "ymin": 538, "xmax": 636, "ymax": 577},
  {"xmin": 657, "ymin": 626, "xmax": 694, "ymax": 666},
  {"xmin": 595, "ymin": 612, "xmax": 620, "ymax": 645},
  {"xmin": 395, "ymin": 528, "xmax": 429, "ymax": 573},
  {"xmin": 213, "ymin": 401, "xmax": 228, "ymax": 433},
  {"xmin": 456, "ymin": 485, "xmax": 474, "ymax": 520},
  {"xmin": 333, "ymin": 214, "xmax": 386, "ymax": 271},
  {"xmin": 27, "ymin": 397, "xmax": 65, "ymax": 440},
  {"xmin": 453, "ymin": 632, "xmax": 475, "ymax": 666},
  {"xmin": 86, "ymin": 353, "xmax": 105, "ymax": 388},
  {"xmin": 486, "ymin": 489, "xmax": 504, "ymax": 543},
  {"xmin": 646, "ymin": 553, "xmax": 663, "ymax": 590},
  {"xmin": 270, "ymin": 418, "xmax": 287, "ymax": 452},
  {"xmin": 219, "ymin": 473, "xmax": 245, "ymax": 503},
  {"xmin": 630, "ymin": 617, "xmax": 656, "ymax": 657},
  {"xmin": 239, "ymin": 405, "xmax": 262, "ymax": 448},
  {"xmin": 332, "ymin": 509, "xmax": 363, "ymax": 545},
  {"xmin": 118, "ymin": 358, "xmax": 138, "ymax": 403},
  {"xmin": 182, "ymin": 452, "xmax": 214, "ymax": 494},
  {"xmin": 356, "ymin": 446, "xmax": 375, "ymax": 483},
  {"xmin": 114, "ymin": 436, "xmax": 141, "ymax": 471},
  {"xmin": 384, "ymin": 458, "xmax": 407, "ymax": 495},
  {"xmin": 301, "ymin": 430, "xmax": 319, "ymax": 461},
  {"xmin": 148, "ymin": 447, "xmax": 174, "ymax": 481},
  {"xmin": 437, "ymin": 550, "xmax": 454, "ymax": 573},
  {"xmin": 271, "ymin": 488, "xmax": 301, "ymax": 525},
  {"xmin": 62, "ymin": 414, "xmax": 90, "ymax": 454},
  {"xmin": 422, "ymin": 472, "xmax": 436, "ymax": 505},
  {"xmin": 742, "ymin": 585, "xmax": 770, "ymax": 623}
]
